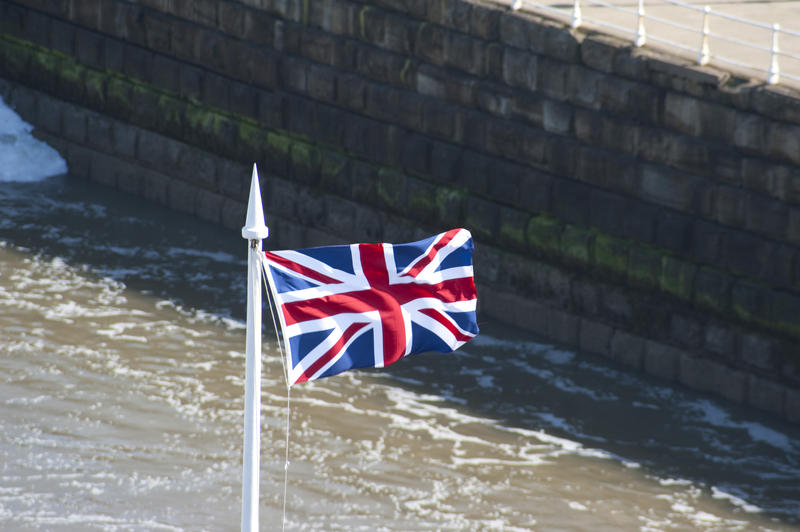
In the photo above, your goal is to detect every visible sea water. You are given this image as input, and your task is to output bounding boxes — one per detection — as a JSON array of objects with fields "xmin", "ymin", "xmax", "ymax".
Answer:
[{"xmin": 1, "ymin": 97, "xmax": 799, "ymax": 531}]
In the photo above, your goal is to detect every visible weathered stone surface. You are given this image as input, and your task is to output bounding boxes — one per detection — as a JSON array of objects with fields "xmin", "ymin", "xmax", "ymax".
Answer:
[
  {"xmin": 579, "ymin": 318, "xmax": 613, "ymax": 356},
  {"xmin": 747, "ymin": 374, "xmax": 786, "ymax": 415},
  {"xmin": 644, "ymin": 340, "xmax": 681, "ymax": 381},
  {"xmin": 610, "ymin": 330, "xmax": 644, "ymax": 369}
]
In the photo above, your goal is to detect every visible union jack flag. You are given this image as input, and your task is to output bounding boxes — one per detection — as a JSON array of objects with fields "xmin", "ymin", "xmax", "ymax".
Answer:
[{"xmin": 262, "ymin": 228, "xmax": 479, "ymax": 385}]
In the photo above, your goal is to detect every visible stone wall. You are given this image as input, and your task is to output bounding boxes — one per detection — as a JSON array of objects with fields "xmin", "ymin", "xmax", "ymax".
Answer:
[{"xmin": 1, "ymin": 0, "xmax": 799, "ymax": 422}]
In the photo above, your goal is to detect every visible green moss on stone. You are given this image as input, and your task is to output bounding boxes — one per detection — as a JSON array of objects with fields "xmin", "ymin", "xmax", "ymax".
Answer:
[
  {"xmin": 358, "ymin": 6, "xmax": 372, "ymax": 40},
  {"xmin": 526, "ymin": 214, "xmax": 563, "ymax": 255},
  {"xmin": 407, "ymin": 178, "xmax": 437, "ymax": 222},
  {"xmin": 377, "ymin": 168, "xmax": 407, "ymax": 212},
  {"xmin": 660, "ymin": 256, "xmax": 696, "ymax": 301},
  {"xmin": 628, "ymin": 245, "xmax": 662, "ymax": 288},
  {"xmin": 266, "ymin": 131, "xmax": 291, "ymax": 155},
  {"xmin": 561, "ymin": 225, "xmax": 593, "ymax": 264},
  {"xmin": 290, "ymin": 141, "xmax": 321, "ymax": 170},
  {"xmin": 593, "ymin": 233, "xmax": 629, "ymax": 277}
]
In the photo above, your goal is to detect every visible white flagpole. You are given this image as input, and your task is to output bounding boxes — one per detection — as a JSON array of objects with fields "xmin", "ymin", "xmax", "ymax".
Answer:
[{"xmin": 241, "ymin": 164, "xmax": 269, "ymax": 532}]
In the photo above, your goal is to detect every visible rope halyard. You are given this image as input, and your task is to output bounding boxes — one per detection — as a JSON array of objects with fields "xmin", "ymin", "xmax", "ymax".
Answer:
[{"xmin": 260, "ymin": 255, "xmax": 291, "ymax": 532}]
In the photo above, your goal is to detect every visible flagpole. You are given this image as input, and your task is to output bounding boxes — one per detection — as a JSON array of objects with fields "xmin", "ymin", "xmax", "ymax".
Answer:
[{"xmin": 241, "ymin": 164, "xmax": 269, "ymax": 532}]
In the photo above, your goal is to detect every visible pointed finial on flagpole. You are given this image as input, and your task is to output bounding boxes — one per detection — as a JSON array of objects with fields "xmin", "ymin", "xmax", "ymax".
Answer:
[{"xmin": 242, "ymin": 163, "xmax": 269, "ymax": 241}]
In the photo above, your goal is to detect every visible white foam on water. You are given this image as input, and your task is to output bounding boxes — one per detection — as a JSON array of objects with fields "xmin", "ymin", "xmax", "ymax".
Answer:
[{"xmin": 0, "ymin": 96, "xmax": 67, "ymax": 182}]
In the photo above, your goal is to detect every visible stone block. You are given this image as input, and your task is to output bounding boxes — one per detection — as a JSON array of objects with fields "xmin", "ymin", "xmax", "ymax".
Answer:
[
  {"xmin": 35, "ymin": 94, "xmax": 63, "ymax": 135},
  {"xmin": 644, "ymin": 340, "xmax": 681, "ymax": 381},
  {"xmin": 498, "ymin": 12, "xmax": 530, "ymax": 49},
  {"xmin": 552, "ymin": 179, "xmax": 592, "ymax": 226},
  {"xmin": 710, "ymin": 184, "xmax": 747, "ymax": 227},
  {"xmin": 531, "ymin": 19, "xmax": 581, "ymax": 62},
  {"xmin": 785, "ymin": 389, "xmax": 800, "ymax": 424},
  {"xmin": 88, "ymin": 151, "xmax": 118, "ymax": 188},
  {"xmin": 168, "ymin": 178, "xmax": 197, "ymax": 215},
  {"xmin": 720, "ymin": 230, "xmax": 767, "ymax": 278},
  {"xmin": 579, "ymin": 318, "xmax": 613, "ymax": 356},
  {"xmin": 61, "ymin": 104, "xmax": 88, "ymax": 145},
  {"xmin": 433, "ymin": 186, "xmax": 466, "ymax": 228},
  {"xmin": 469, "ymin": 4, "xmax": 500, "ymax": 40},
  {"xmin": 497, "ymin": 208, "xmax": 529, "ymax": 252},
  {"xmin": 601, "ymin": 287, "xmax": 633, "ymax": 323},
  {"xmin": 221, "ymin": 198, "xmax": 246, "ymax": 231},
  {"xmin": 542, "ymin": 100, "xmax": 572, "ymax": 135},
  {"xmin": 593, "ymin": 233, "xmax": 629, "ymax": 278},
  {"xmin": 572, "ymin": 278, "xmax": 600, "ymax": 314},
  {"xmin": 74, "ymin": 28, "xmax": 104, "ymax": 70},
  {"xmin": 639, "ymin": 165, "xmax": 696, "ymax": 212},
  {"xmin": 660, "ymin": 255, "xmax": 695, "ymax": 301},
  {"xmin": 745, "ymin": 193, "xmax": 788, "ymax": 241},
  {"xmin": 748, "ymin": 375, "xmax": 786, "ymax": 415},
  {"xmin": 300, "ymin": 28, "xmax": 341, "ymax": 66},
  {"xmin": 195, "ymin": 189, "xmax": 224, "ymax": 223},
  {"xmin": 580, "ymin": 34, "xmax": 620, "ymax": 73},
  {"xmin": 429, "ymin": 140, "xmax": 461, "ymax": 183},
  {"xmin": 217, "ymin": 159, "xmax": 247, "ymax": 198},
  {"xmin": 65, "ymin": 143, "xmax": 92, "ymax": 179},
  {"xmin": 669, "ymin": 313, "xmax": 703, "ymax": 350},
  {"xmin": 122, "ymin": 43, "xmax": 153, "ymax": 83},
  {"xmin": 627, "ymin": 244, "xmax": 662, "ymax": 288},
  {"xmin": 464, "ymin": 196, "xmax": 499, "ymax": 242},
  {"xmin": 704, "ymin": 323, "xmax": 735, "ymax": 359},
  {"xmin": 406, "ymin": 176, "xmax": 438, "ymax": 223},
  {"xmin": 488, "ymin": 161, "xmax": 522, "ymax": 206},
  {"xmin": 323, "ymin": 194, "xmax": 359, "ymax": 237},
  {"xmin": 610, "ymin": 330, "xmax": 644, "ymax": 369},
  {"xmin": 111, "ymin": 120, "xmax": 137, "ymax": 159},
  {"xmin": 738, "ymin": 333, "xmax": 776, "ymax": 371},
  {"xmin": 655, "ymin": 210, "xmax": 692, "ymax": 255},
  {"xmin": 567, "ymin": 64, "xmax": 604, "ymax": 108},
  {"xmin": 769, "ymin": 291, "xmax": 800, "ymax": 338},
  {"xmin": 717, "ymin": 365, "xmax": 748, "ymax": 403},
  {"xmin": 502, "ymin": 47, "xmax": 537, "ymax": 91},
  {"xmin": 693, "ymin": 267, "xmax": 732, "ymax": 314},
  {"xmin": 415, "ymin": 22, "xmax": 446, "ymax": 66},
  {"xmin": 621, "ymin": 198, "xmax": 657, "ymax": 243},
  {"xmin": 517, "ymin": 169, "xmax": 552, "ymax": 213},
  {"xmin": 547, "ymin": 308, "xmax": 580, "ymax": 346},
  {"xmin": 423, "ymin": 100, "xmax": 459, "ymax": 141},
  {"xmin": 691, "ymin": 220, "xmax": 722, "ymax": 264},
  {"xmin": 526, "ymin": 214, "xmax": 563, "ymax": 256},
  {"xmin": 85, "ymin": 112, "xmax": 115, "ymax": 153},
  {"xmin": 663, "ymin": 92, "xmax": 701, "ymax": 136},
  {"xmin": 765, "ymin": 122, "xmax": 800, "ymax": 166},
  {"xmin": 731, "ymin": 280, "xmax": 769, "ymax": 325},
  {"xmin": 447, "ymin": 32, "xmax": 485, "ymax": 78},
  {"xmin": 561, "ymin": 225, "xmax": 593, "ymax": 264},
  {"xmin": 589, "ymin": 188, "xmax": 628, "ymax": 236}
]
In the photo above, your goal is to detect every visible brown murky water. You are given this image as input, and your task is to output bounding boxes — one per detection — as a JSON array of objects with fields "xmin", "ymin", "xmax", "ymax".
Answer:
[{"xmin": 0, "ymin": 174, "xmax": 799, "ymax": 531}]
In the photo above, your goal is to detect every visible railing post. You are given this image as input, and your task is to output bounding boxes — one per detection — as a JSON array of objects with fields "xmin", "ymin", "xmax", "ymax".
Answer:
[
  {"xmin": 635, "ymin": 0, "xmax": 646, "ymax": 47},
  {"xmin": 698, "ymin": 6, "xmax": 711, "ymax": 65},
  {"xmin": 571, "ymin": 0, "xmax": 582, "ymax": 29},
  {"xmin": 768, "ymin": 23, "xmax": 781, "ymax": 84}
]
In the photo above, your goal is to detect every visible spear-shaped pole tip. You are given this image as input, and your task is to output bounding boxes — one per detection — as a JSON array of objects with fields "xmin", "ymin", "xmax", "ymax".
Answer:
[{"xmin": 241, "ymin": 163, "xmax": 269, "ymax": 241}]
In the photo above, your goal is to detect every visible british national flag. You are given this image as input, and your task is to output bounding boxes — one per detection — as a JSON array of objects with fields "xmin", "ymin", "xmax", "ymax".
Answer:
[{"xmin": 262, "ymin": 228, "xmax": 479, "ymax": 385}]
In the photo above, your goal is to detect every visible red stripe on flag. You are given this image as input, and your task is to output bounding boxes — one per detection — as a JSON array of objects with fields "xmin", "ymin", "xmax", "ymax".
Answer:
[
  {"xmin": 419, "ymin": 308, "xmax": 474, "ymax": 342},
  {"xmin": 294, "ymin": 321, "xmax": 369, "ymax": 384},
  {"xmin": 405, "ymin": 229, "xmax": 459, "ymax": 278},
  {"xmin": 264, "ymin": 251, "xmax": 341, "ymax": 285},
  {"xmin": 280, "ymin": 276, "xmax": 477, "ymax": 326}
]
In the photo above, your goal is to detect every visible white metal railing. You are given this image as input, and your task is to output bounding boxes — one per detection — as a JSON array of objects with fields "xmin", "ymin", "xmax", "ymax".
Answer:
[{"xmin": 509, "ymin": 0, "xmax": 800, "ymax": 86}]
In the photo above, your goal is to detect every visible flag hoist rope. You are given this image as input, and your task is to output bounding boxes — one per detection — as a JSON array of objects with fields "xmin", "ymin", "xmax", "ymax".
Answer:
[{"xmin": 260, "ymin": 254, "xmax": 292, "ymax": 532}]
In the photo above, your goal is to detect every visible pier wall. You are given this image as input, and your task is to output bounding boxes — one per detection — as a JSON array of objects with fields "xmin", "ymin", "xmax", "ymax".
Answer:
[{"xmin": 2, "ymin": 0, "xmax": 800, "ymax": 421}]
